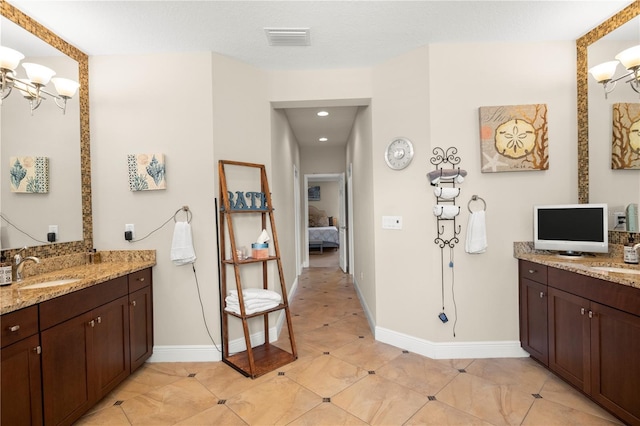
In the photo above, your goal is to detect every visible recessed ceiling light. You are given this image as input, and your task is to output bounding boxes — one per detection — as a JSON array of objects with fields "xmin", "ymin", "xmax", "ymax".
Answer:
[
  {"xmin": 319, "ymin": 137, "xmax": 328, "ymax": 142},
  {"xmin": 317, "ymin": 111, "xmax": 329, "ymax": 117}
]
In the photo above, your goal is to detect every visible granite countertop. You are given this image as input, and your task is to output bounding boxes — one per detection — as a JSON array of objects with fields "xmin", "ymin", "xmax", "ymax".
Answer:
[
  {"xmin": 0, "ymin": 250, "xmax": 156, "ymax": 315},
  {"xmin": 514, "ymin": 242, "xmax": 639, "ymax": 289}
]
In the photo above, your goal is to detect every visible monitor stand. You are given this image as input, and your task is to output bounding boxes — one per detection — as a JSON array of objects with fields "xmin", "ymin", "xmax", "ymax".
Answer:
[{"xmin": 556, "ymin": 251, "xmax": 584, "ymax": 258}]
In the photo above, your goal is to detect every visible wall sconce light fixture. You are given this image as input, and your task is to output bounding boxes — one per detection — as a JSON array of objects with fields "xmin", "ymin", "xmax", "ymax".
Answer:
[
  {"xmin": 0, "ymin": 46, "xmax": 80, "ymax": 115},
  {"xmin": 589, "ymin": 45, "xmax": 640, "ymax": 99}
]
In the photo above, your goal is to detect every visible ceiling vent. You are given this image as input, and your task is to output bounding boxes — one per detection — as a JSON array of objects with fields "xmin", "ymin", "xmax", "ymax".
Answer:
[{"xmin": 264, "ymin": 28, "xmax": 311, "ymax": 47}]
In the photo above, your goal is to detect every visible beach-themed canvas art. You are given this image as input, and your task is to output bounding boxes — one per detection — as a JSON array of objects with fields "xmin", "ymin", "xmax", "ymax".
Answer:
[
  {"xmin": 612, "ymin": 103, "xmax": 640, "ymax": 169},
  {"xmin": 9, "ymin": 156, "xmax": 49, "ymax": 193},
  {"xmin": 479, "ymin": 104, "xmax": 549, "ymax": 173},
  {"xmin": 128, "ymin": 153, "xmax": 166, "ymax": 191}
]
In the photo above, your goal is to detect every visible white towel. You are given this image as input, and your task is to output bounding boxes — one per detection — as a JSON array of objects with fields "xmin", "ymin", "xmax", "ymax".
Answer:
[
  {"xmin": 227, "ymin": 288, "xmax": 281, "ymax": 302},
  {"xmin": 433, "ymin": 205, "xmax": 460, "ymax": 219},
  {"xmin": 433, "ymin": 187, "xmax": 460, "ymax": 200},
  {"xmin": 465, "ymin": 210, "xmax": 487, "ymax": 254},
  {"xmin": 170, "ymin": 221, "xmax": 197, "ymax": 265},
  {"xmin": 225, "ymin": 301, "xmax": 280, "ymax": 315}
]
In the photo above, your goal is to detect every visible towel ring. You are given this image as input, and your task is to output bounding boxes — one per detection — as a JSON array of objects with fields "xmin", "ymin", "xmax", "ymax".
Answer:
[
  {"xmin": 173, "ymin": 206, "xmax": 192, "ymax": 223},
  {"xmin": 468, "ymin": 195, "xmax": 486, "ymax": 213}
]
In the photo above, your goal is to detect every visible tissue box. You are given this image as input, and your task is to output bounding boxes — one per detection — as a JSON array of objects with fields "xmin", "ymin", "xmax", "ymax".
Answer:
[{"xmin": 251, "ymin": 243, "xmax": 269, "ymax": 259}]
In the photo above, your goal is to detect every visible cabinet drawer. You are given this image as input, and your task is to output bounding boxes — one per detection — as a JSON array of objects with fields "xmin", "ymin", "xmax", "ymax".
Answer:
[
  {"xmin": 40, "ymin": 276, "xmax": 128, "ymax": 330},
  {"xmin": 1, "ymin": 305, "xmax": 39, "ymax": 348},
  {"xmin": 549, "ymin": 267, "xmax": 640, "ymax": 317},
  {"xmin": 520, "ymin": 260, "xmax": 548, "ymax": 285},
  {"xmin": 128, "ymin": 268, "xmax": 151, "ymax": 293}
]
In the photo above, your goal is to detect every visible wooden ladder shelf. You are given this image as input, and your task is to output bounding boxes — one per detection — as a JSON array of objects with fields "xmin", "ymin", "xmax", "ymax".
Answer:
[{"xmin": 218, "ymin": 160, "xmax": 297, "ymax": 378}]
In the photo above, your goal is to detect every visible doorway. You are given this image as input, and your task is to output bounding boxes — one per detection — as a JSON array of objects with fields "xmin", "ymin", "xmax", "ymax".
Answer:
[{"xmin": 304, "ymin": 173, "xmax": 348, "ymax": 272}]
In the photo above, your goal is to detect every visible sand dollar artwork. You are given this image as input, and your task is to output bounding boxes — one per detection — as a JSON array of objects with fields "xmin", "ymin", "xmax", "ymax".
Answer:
[
  {"xmin": 478, "ymin": 104, "xmax": 548, "ymax": 173},
  {"xmin": 629, "ymin": 119, "xmax": 640, "ymax": 153},
  {"xmin": 612, "ymin": 103, "xmax": 640, "ymax": 169},
  {"xmin": 494, "ymin": 119, "xmax": 536, "ymax": 159}
]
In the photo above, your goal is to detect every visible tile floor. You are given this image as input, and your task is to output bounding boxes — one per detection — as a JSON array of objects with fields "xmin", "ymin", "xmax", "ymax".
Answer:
[{"xmin": 77, "ymin": 254, "xmax": 624, "ymax": 425}]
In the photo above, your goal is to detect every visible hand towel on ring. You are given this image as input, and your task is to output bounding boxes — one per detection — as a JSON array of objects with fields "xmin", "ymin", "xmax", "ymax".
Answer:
[
  {"xmin": 170, "ymin": 221, "xmax": 197, "ymax": 265},
  {"xmin": 433, "ymin": 205, "xmax": 460, "ymax": 219}
]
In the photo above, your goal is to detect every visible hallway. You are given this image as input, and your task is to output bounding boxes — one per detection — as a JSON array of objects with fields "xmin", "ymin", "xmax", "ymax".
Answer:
[{"xmin": 77, "ymin": 264, "xmax": 621, "ymax": 425}]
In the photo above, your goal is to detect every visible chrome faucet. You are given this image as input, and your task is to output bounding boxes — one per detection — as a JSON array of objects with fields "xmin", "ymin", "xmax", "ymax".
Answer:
[{"xmin": 14, "ymin": 254, "xmax": 40, "ymax": 281}]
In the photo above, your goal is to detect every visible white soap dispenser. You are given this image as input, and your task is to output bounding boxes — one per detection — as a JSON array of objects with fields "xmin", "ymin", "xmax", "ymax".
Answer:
[{"xmin": 624, "ymin": 235, "xmax": 639, "ymax": 264}]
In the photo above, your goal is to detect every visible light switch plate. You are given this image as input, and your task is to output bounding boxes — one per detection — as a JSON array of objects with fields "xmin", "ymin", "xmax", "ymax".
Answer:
[{"xmin": 382, "ymin": 216, "xmax": 402, "ymax": 230}]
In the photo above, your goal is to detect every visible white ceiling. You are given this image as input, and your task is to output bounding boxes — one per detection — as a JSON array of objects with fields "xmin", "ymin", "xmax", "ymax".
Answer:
[{"xmin": 4, "ymin": 0, "xmax": 634, "ymax": 147}]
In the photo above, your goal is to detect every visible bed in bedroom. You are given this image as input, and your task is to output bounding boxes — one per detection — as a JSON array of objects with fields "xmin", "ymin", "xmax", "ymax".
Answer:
[{"xmin": 308, "ymin": 206, "xmax": 339, "ymax": 250}]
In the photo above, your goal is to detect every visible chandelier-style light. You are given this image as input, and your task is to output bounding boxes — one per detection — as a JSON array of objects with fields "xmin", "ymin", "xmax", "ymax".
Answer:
[
  {"xmin": 0, "ymin": 45, "xmax": 80, "ymax": 115},
  {"xmin": 589, "ymin": 45, "xmax": 640, "ymax": 99}
]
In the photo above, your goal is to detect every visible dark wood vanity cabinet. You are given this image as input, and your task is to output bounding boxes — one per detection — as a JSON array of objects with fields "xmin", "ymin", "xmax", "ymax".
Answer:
[
  {"xmin": 0, "ymin": 267, "xmax": 154, "ymax": 426},
  {"xmin": 1, "ymin": 306, "xmax": 43, "ymax": 426},
  {"xmin": 128, "ymin": 268, "xmax": 153, "ymax": 371},
  {"xmin": 547, "ymin": 287, "xmax": 591, "ymax": 391},
  {"xmin": 519, "ymin": 260, "xmax": 640, "ymax": 426},
  {"xmin": 40, "ymin": 277, "xmax": 130, "ymax": 426},
  {"xmin": 519, "ymin": 261, "xmax": 549, "ymax": 364}
]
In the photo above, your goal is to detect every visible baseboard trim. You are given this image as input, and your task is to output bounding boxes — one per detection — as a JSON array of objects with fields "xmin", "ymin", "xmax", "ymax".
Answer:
[
  {"xmin": 148, "ymin": 345, "xmax": 222, "ymax": 362},
  {"xmin": 375, "ymin": 326, "xmax": 530, "ymax": 359}
]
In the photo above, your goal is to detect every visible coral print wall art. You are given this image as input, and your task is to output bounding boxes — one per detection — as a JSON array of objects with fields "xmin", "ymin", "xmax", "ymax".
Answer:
[
  {"xmin": 479, "ymin": 104, "xmax": 549, "ymax": 173},
  {"xmin": 612, "ymin": 103, "xmax": 640, "ymax": 170},
  {"xmin": 128, "ymin": 153, "xmax": 166, "ymax": 191},
  {"xmin": 9, "ymin": 156, "xmax": 49, "ymax": 193}
]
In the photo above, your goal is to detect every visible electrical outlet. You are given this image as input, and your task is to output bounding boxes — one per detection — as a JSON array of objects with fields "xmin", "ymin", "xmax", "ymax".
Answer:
[
  {"xmin": 125, "ymin": 224, "xmax": 135, "ymax": 239},
  {"xmin": 47, "ymin": 225, "xmax": 58, "ymax": 242}
]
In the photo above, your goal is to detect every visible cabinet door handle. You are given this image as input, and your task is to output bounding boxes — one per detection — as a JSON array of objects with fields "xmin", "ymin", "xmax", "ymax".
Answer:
[
  {"xmin": 539, "ymin": 292, "xmax": 545, "ymax": 298},
  {"xmin": 9, "ymin": 325, "xmax": 20, "ymax": 332},
  {"xmin": 581, "ymin": 307, "xmax": 585, "ymax": 315},
  {"xmin": 131, "ymin": 300, "xmax": 137, "ymax": 307},
  {"xmin": 96, "ymin": 316, "xmax": 102, "ymax": 324},
  {"xmin": 588, "ymin": 310, "xmax": 593, "ymax": 319},
  {"xmin": 33, "ymin": 346, "xmax": 41, "ymax": 355},
  {"xmin": 88, "ymin": 320, "xmax": 95, "ymax": 327}
]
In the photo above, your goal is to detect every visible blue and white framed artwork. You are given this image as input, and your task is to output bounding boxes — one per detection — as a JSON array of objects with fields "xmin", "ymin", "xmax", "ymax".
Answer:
[
  {"xmin": 10, "ymin": 156, "xmax": 49, "ymax": 193},
  {"xmin": 128, "ymin": 153, "xmax": 166, "ymax": 191}
]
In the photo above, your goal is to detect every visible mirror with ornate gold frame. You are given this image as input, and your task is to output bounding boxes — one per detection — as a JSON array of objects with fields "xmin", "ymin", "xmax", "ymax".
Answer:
[
  {"xmin": 0, "ymin": 1, "xmax": 92, "ymax": 258},
  {"xmin": 577, "ymin": 1, "xmax": 640, "ymax": 244}
]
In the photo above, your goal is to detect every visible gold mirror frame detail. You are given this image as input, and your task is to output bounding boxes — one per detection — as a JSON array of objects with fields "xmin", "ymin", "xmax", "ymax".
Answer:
[
  {"xmin": 577, "ymin": 1, "xmax": 640, "ymax": 246},
  {"xmin": 1, "ymin": 0, "xmax": 92, "ymax": 258},
  {"xmin": 577, "ymin": 1, "xmax": 640, "ymax": 203}
]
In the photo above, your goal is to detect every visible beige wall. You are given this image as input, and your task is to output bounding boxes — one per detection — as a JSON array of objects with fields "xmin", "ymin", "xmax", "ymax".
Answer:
[
  {"xmin": 371, "ymin": 42, "xmax": 576, "ymax": 356},
  {"xmin": 90, "ymin": 52, "xmax": 219, "ymax": 355},
  {"xmin": 88, "ymin": 39, "xmax": 580, "ymax": 360},
  {"xmin": 308, "ymin": 181, "xmax": 340, "ymax": 218},
  {"xmin": 270, "ymin": 107, "xmax": 301, "ymax": 297},
  {"xmin": 346, "ymin": 105, "xmax": 376, "ymax": 322}
]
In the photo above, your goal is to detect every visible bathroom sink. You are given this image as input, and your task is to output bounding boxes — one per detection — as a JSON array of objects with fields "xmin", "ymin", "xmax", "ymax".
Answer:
[
  {"xmin": 589, "ymin": 266, "xmax": 640, "ymax": 275},
  {"xmin": 20, "ymin": 278, "xmax": 81, "ymax": 290}
]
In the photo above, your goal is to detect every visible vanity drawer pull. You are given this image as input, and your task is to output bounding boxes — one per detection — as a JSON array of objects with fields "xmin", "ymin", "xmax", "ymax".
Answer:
[
  {"xmin": 9, "ymin": 325, "xmax": 20, "ymax": 332},
  {"xmin": 138, "ymin": 277, "xmax": 145, "ymax": 282},
  {"xmin": 528, "ymin": 269, "xmax": 537, "ymax": 274}
]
